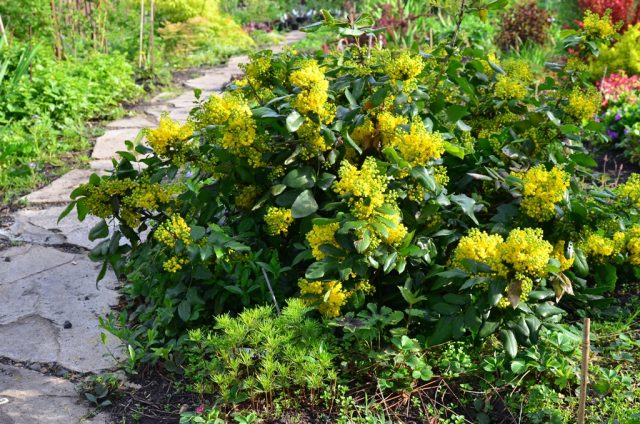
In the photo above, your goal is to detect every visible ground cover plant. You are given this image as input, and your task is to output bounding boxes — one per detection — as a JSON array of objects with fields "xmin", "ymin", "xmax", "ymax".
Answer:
[{"xmin": 60, "ymin": 1, "xmax": 640, "ymax": 422}]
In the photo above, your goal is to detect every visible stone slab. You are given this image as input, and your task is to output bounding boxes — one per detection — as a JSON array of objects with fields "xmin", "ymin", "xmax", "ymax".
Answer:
[
  {"xmin": 105, "ymin": 115, "xmax": 155, "ymax": 129},
  {"xmin": 23, "ymin": 170, "xmax": 96, "ymax": 205},
  {"xmin": 146, "ymin": 105, "xmax": 192, "ymax": 122},
  {"xmin": 0, "ymin": 364, "xmax": 107, "ymax": 424},
  {"xmin": 0, "ymin": 245, "xmax": 121, "ymax": 372},
  {"xmin": 91, "ymin": 128, "xmax": 144, "ymax": 160},
  {"xmin": 0, "ymin": 206, "xmax": 101, "ymax": 250},
  {"xmin": 184, "ymin": 71, "xmax": 234, "ymax": 91}
]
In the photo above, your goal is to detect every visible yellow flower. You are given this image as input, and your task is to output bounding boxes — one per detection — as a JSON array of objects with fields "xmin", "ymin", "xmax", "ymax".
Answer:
[
  {"xmin": 627, "ymin": 226, "xmax": 640, "ymax": 265},
  {"xmin": 377, "ymin": 112, "xmax": 408, "ymax": 147},
  {"xmin": 583, "ymin": 9, "xmax": 619, "ymax": 39},
  {"xmin": 617, "ymin": 174, "xmax": 640, "ymax": 208},
  {"xmin": 235, "ymin": 185, "xmax": 261, "ymax": 210},
  {"xmin": 385, "ymin": 51, "xmax": 424, "ymax": 95},
  {"xmin": 351, "ymin": 119, "xmax": 377, "ymax": 151},
  {"xmin": 495, "ymin": 75, "xmax": 527, "ymax": 101},
  {"xmin": 580, "ymin": 232, "xmax": 618, "ymax": 261},
  {"xmin": 299, "ymin": 279, "xmax": 349, "ymax": 317},
  {"xmin": 452, "ymin": 228, "xmax": 507, "ymax": 276},
  {"xmin": 566, "ymin": 87, "xmax": 601, "ymax": 122},
  {"xmin": 333, "ymin": 158, "xmax": 388, "ymax": 219},
  {"xmin": 199, "ymin": 93, "xmax": 261, "ymax": 166},
  {"xmin": 496, "ymin": 274, "xmax": 534, "ymax": 308},
  {"xmin": 517, "ymin": 165, "xmax": 570, "ymax": 222},
  {"xmin": 146, "ymin": 114, "xmax": 194, "ymax": 161},
  {"xmin": 306, "ymin": 222, "xmax": 341, "ymax": 261},
  {"xmin": 163, "ymin": 256, "xmax": 189, "ymax": 273},
  {"xmin": 552, "ymin": 241, "xmax": 575, "ymax": 272},
  {"xmin": 380, "ymin": 212, "xmax": 408, "ymax": 246},
  {"xmin": 264, "ymin": 207, "xmax": 293, "ymax": 236},
  {"xmin": 155, "ymin": 215, "xmax": 192, "ymax": 248},
  {"xmin": 297, "ymin": 119, "xmax": 331, "ymax": 159},
  {"xmin": 500, "ymin": 228, "xmax": 553, "ymax": 277},
  {"xmin": 290, "ymin": 60, "xmax": 334, "ymax": 123}
]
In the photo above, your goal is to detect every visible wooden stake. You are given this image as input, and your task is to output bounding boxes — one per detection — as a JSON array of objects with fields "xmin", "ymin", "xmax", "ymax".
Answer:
[
  {"xmin": 138, "ymin": 0, "xmax": 144, "ymax": 68},
  {"xmin": 0, "ymin": 15, "xmax": 5, "ymax": 36},
  {"xmin": 577, "ymin": 317, "xmax": 591, "ymax": 424},
  {"xmin": 149, "ymin": 0, "xmax": 155, "ymax": 72}
]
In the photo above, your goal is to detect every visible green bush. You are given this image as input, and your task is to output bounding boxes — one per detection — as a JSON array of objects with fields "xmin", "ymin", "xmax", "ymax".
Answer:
[
  {"xmin": 590, "ymin": 23, "xmax": 640, "ymax": 78},
  {"xmin": 67, "ymin": 8, "xmax": 640, "ymax": 366}
]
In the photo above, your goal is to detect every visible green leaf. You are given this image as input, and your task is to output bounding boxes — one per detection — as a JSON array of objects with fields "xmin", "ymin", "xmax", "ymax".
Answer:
[
  {"xmin": 252, "ymin": 106, "xmax": 281, "ymax": 118},
  {"xmin": 450, "ymin": 194, "xmax": 479, "ymax": 225},
  {"xmin": 283, "ymin": 167, "xmax": 315, "ymax": 189},
  {"xmin": 500, "ymin": 329, "xmax": 518, "ymax": 358},
  {"xmin": 286, "ymin": 110, "xmax": 304, "ymax": 132},
  {"xmin": 443, "ymin": 141, "xmax": 465, "ymax": 159},
  {"xmin": 291, "ymin": 189, "xmax": 318, "ymax": 218},
  {"xmin": 570, "ymin": 153, "xmax": 597, "ymax": 167},
  {"xmin": 88, "ymin": 220, "xmax": 109, "ymax": 241},
  {"xmin": 343, "ymin": 131, "xmax": 362, "ymax": 155},
  {"xmin": 57, "ymin": 201, "xmax": 76, "ymax": 223},
  {"xmin": 573, "ymin": 248, "xmax": 589, "ymax": 277},
  {"xmin": 306, "ymin": 261, "xmax": 327, "ymax": 279},
  {"xmin": 178, "ymin": 301, "xmax": 191, "ymax": 322},
  {"xmin": 511, "ymin": 359, "xmax": 527, "ymax": 374},
  {"xmin": 317, "ymin": 172, "xmax": 336, "ymax": 190},
  {"xmin": 446, "ymin": 105, "xmax": 469, "ymax": 122}
]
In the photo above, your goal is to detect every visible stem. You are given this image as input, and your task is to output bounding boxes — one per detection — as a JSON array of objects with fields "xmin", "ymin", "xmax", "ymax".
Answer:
[{"xmin": 261, "ymin": 267, "xmax": 281, "ymax": 314}]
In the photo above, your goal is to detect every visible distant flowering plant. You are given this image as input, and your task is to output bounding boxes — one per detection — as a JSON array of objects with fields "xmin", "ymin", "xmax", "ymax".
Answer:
[{"xmin": 62, "ymin": 7, "xmax": 640, "ymax": 359}]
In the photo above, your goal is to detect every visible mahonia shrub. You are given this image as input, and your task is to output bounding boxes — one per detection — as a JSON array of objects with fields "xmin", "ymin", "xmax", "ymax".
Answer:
[
  {"xmin": 589, "ymin": 19, "xmax": 640, "ymax": 78},
  {"xmin": 578, "ymin": 0, "xmax": 639, "ymax": 29},
  {"xmin": 64, "ymin": 10, "xmax": 640, "ymax": 360}
]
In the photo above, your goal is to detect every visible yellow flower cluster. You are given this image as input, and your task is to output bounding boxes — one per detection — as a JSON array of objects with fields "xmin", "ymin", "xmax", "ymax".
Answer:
[
  {"xmin": 496, "ymin": 274, "xmax": 534, "ymax": 309},
  {"xmin": 377, "ymin": 112, "xmax": 407, "ymax": 146},
  {"xmin": 552, "ymin": 241, "xmax": 575, "ymax": 272},
  {"xmin": 235, "ymin": 185, "xmax": 261, "ymax": 210},
  {"xmin": 306, "ymin": 222, "xmax": 341, "ymax": 261},
  {"xmin": 394, "ymin": 120, "xmax": 445, "ymax": 166},
  {"xmin": 83, "ymin": 179, "xmax": 178, "ymax": 228},
  {"xmin": 299, "ymin": 279, "xmax": 349, "ymax": 317},
  {"xmin": 501, "ymin": 228, "xmax": 553, "ymax": 277},
  {"xmin": 566, "ymin": 87, "xmax": 601, "ymax": 122},
  {"xmin": 290, "ymin": 60, "xmax": 334, "ymax": 123},
  {"xmin": 383, "ymin": 213, "xmax": 408, "ymax": 246},
  {"xmin": 350, "ymin": 119, "xmax": 377, "ymax": 151},
  {"xmin": 583, "ymin": 10, "xmax": 619, "ymax": 39},
  {"xmin": 617, "ymin": 174, "xmax": 640, "ymax": 208},
  {"xmin": 163, "ymin": 256, "xmax": 189, "ymax": 273},
  {"xmin": 146, "ymin": 114, "xmax": 194, "ymax": 161},
  {"xmin": 385, "ymin": 51, "xmax": 424, "ymax": 94},
  {"xmin": 580, "ymin": 232, "xmax": 618, "ymax": 261},
  {"xmin": 297, "ymin": 119, "xmax": 331, "ymax": 159},
  {"xmin": 517, "ymin": 165, "xmax": 570, "ymax": 222},
  {"xmin": 155, "ymin": 215, "xmax": 192, "ymax": 248},
  {"xmin": 200, "ymin": 94, "xmax": 261, "ymax": 166},
  {"xmin": 627, "ymin": 226, "xmax": 640, "ymax": 265},
  {"xmin": 494, "ymin": 59, "xmax": 533, "ymax": 101},
  {"xmin": 452, "ymin": 228, "xmax": 507, "ymax": 277},
  {"xmin": 333, "ymin": 158, "xmax": 388, "ymax": 219},
  {"xmin": 264, "ymin": 207, "xmax": 293, "ymax": 236},
  {"xmin": 494, "ymin": 75, "xmax": 527, "ymax": 101}
]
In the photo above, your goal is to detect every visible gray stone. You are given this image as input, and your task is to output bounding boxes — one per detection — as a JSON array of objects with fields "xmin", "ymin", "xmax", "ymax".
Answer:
[
  {"xmin": 91, "ymin": 128, "xmax": 144, "ymax": 160},
  {"xmin": 0, "ymin": 364, "xmax": 106, "ymax": 424},
  {"xmin": 150, "ymin": 91, "xmax": 179, "ymax": 103},
  {"xmin": 23, "ymin": 170, "xmax": 97, "ymax": 205},
  {"xmin": 0, "ymin": 245, "xmax": 121, "ymax": 372},
  {"xmin": 146, "ymin": 105, "xmax": 192, "ymax": 122},
  {"xmin": 184, "ymin": 71, "xmax": 234, "ymax": 91},
  {"xmin": 1, "ymin": 206, "xmax": 102, "ymax": 250},
  {"xmin": 105, "ymin": 115, "xmax": 155, "ymax": 129}
]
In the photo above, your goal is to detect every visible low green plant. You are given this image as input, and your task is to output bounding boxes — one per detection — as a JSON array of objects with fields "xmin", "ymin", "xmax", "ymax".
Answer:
[{"xmin": 184, "ymin": 299, "xmax": 337, "ymax": 405}]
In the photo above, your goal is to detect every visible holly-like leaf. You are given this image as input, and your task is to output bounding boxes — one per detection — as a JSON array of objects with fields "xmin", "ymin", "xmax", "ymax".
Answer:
[{"xmin": 291, "ymin": 189, "xmax": 318, "ymax": 218}]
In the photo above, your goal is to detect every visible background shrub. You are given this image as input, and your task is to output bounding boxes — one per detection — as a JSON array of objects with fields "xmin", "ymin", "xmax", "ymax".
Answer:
[{"xmin": 496, "ymin": 1, "xmax": 552, "ymax": 51}]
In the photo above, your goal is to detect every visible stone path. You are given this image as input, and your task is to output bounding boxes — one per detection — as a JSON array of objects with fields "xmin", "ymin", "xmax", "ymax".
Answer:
[{"xmin": 0, "ymin": 31, "xmax": 304, "ymax": 424}]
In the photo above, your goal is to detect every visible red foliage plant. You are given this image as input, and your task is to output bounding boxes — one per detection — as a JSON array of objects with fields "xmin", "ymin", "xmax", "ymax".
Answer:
[
  {"xmin": 597, "ymin": 72, "xmax": 640, "ymax": 105},
  {"xmin": 578, "ymin": 0, "xmax": 640, "ymax": 29}
]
